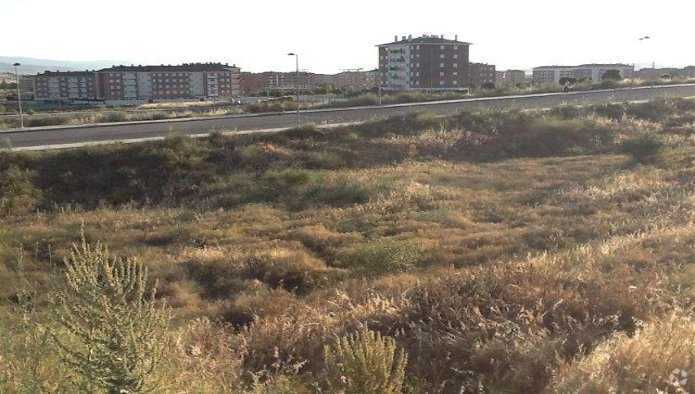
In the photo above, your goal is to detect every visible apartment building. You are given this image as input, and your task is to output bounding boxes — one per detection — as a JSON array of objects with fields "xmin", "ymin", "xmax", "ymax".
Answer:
[
  {"xmin": 241, "ymin": 70, "xmax": 378, "ymax": 95},
  {"xmin": 469, "ymin": 63, "xmax": 496, "ymax": 89},
  {"xmin": 634, "ymin": 66, "xmax": 695, "ymax": 80},
  {"xmin": 378, "ymin": 34, "xmax": 471, "ymax": 91},
  {"xmin": 532, "ymin": 64, "xmax": 635, "ymax": 86},
  {"xmin": 32, "ymin": 63, "xmax": 241, "ymax": 103},
  {"xmin": 330, "ymin": 70, "xmax": 378, "ymax": 91},
  {"xmin": 497, "ymin": 70, "xmax": 527, "ymax": 87},
  {"xmin": 33, "ymin": 71, "xmax": 98, "ymax": 101}
]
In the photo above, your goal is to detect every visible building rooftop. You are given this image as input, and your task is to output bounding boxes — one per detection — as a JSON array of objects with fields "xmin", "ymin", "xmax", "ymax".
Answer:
[
  {"xmin": 98, "ymin": 63, "xmax": 239, "ymax": 72},
  {"xmin": 534, "ymin": 63, "xmax": 634, "ymax": 70},
  {"xmin": 35, "ymin": 71, "xmax": 97, "ymax": 77},
  {"xmin": 378, "ymin": 34, "xmax": 471, "ymax": 47}
]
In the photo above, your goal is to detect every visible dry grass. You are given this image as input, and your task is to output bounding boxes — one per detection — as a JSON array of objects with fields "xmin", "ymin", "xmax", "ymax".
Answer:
[{"xmin": 1, "ymin": 98, "xmax": 694, "ymax": 392}]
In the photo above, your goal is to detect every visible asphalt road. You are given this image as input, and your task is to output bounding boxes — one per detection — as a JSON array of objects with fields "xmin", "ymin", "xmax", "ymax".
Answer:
[{"xmin": 4, "ymin": 84, "xmax": 695, "ymax": 150}]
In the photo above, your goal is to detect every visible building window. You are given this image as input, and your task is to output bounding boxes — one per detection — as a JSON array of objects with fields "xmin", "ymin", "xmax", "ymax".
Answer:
[
  {"xmin": 440, "ymin": 45, "xmax": 445, "ymax": 50},
  {"xmin": 440, "ymin": 54, "xmax": 445, "ymax": 58},
  {"xmin": 453, "ymin": 54, "xmax": 458, "ymax": 59},
  {"xmin": 454, "ymin": 46, "xmax": 458, "ymax": 50},
  {"xmin": 453, "ymin": 63, "xmax": 458, "ymax": 68},
  {"xmin": 440, "ymin": 63, "xmax": 445, "ymax": 68}
]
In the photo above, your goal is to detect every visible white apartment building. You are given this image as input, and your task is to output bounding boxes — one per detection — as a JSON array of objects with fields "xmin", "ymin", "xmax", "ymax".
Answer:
[{"xmin": 532, "ymin": 64, "xmax": 635, "ymax": 86}]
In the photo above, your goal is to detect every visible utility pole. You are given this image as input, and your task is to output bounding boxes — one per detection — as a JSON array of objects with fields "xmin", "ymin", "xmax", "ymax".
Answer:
[
  {"xmin": 288, "ymin": 53, "xmax": 300, "ymax": 128},
  {"xmin": 13, "ymin": 63, "xmax": 24, "ymax": 128}
]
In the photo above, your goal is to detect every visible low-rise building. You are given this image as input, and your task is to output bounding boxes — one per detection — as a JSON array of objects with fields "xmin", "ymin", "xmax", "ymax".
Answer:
[
  {"xmin": 634, "ymin": 67, "xmax": 695, "ymax": 80},
  {"xmin": 532, "ymin": 64, "xmax": 635, "ymax": 86},
  {"xmin": 497, "ymin": 69, "xmax": 527, "ymax": 87},
  {"xmin": 241, "ymin": 69, "xmax": 379, "ymax": 95},
  {"xmin": 31, "ymin": 63, "xmax": 241, "ymax": 103}
]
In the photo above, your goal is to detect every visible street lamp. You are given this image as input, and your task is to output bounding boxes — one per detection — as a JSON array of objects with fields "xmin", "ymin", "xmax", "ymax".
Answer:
[
  {"xmin": 287, "ymin": 53, "xmax": 300, "ymax": 128},
  {"xmin": 13, "ymin": 63, "xmax": 24, "ymax": 128},
  {"xmin": 638, "ymin": 36, "xmax": 655, "ymax": 70}
]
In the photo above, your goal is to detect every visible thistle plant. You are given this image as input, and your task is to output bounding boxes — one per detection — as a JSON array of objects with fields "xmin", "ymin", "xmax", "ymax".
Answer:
[
  {"xmin": 51, "ymin": 235, "xmax": 170, "ymax": 393},
  {"xmin": 323, "ymin": 327, "xmax": 408, "ymax": 394}
]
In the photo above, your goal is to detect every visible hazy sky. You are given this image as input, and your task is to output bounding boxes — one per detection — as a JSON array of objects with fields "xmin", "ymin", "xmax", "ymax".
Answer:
[{"xmin": 3, "ymin": 0, "xmax": 693, "ymax": 73}]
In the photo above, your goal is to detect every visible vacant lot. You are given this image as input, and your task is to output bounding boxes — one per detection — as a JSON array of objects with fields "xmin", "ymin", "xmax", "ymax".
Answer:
[{"xmin": 1, "ymin": 99, "xmax": 695, "ymax": 392}]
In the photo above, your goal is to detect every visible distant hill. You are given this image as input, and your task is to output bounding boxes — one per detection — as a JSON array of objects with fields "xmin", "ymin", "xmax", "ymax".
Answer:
[{"xmin": 0, "ymin": 57, "xmax": 131, "ymax": 74}]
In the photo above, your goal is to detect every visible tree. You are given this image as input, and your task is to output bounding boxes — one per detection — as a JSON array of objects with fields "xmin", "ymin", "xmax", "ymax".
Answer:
[
  {"xmin": 559, "ymin": 77, "xmax": 577, "ymax": 86},
  {"xmin": 602, "ymin": 69, "xmax": 623, "ymax": 81},
  {"xmin": 481, "ymin": 82, "xmax": 496, "ymax": 90},
  {"xmin": 51, "ymin": 235, "xmax": 171, "ymax": 393}
]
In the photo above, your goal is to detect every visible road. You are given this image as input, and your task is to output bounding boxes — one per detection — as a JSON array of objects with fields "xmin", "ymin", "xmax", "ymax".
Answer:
[{"xmin": 3, "ymin": 83, "xmax": 695, "ymax": 151}]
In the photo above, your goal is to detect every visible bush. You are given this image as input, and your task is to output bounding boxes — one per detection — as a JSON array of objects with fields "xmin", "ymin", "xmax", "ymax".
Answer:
[
  {"xmin": 303, "ymin": 180, "xmax": 371, "ymax": 207},
  {"xmin": 452, "ymin": 118, "xmax": 616, "ymax": 161},
  {"xmin": 337, "ymin": 240, "xmax": 423, "ymax": 274},
  {"xmin": 323, "ymin": 328, "xmax": 408, "ymax": 394},
  {"xmin": 25, "ymin": 116, "xmax": 71, "ymax": 127},
  {"xmin": 593, "ymin": 103, "xmax": 627, "ymax": 121},
  {"xmin": 621, "ymin": 134, "xmax": 664, "ymax": 163},
  {"xmin": 99, "ymin": 111, "xmax": 129, "ymax": 123},
  {"xmin": 551, "ymin": 314, "xmax": 695, "ymax": 393},
  {"xmin": 548, "ymin": 105, "xmax": 584, "ymax": 120},
  {"xmin": 50, "ymin": 236, "xmax": 171, "ymax": 393},
  {"xmin": 0, "ymin": 165, "xmax": 41, "ymax": 216},
  {"xmin": 626, "ymin": 99, "xmax": 678, "ymax": 122},
  {"xmin": 245, "ymin": 248, "xmax": 341, "ymax": 294}
]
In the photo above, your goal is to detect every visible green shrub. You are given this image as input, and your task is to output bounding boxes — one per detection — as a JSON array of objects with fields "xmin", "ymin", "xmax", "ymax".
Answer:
[
  {"xmin": 452, "ymin": 118, "xmax": 616, "ymax": 161},
  {"xmin": 549, "ymin": 105, "xmax": 584, "ymax": 120},
  {"xmin": 0, "ymin": 165, "xmax": 41, "ymax": 216},
  {"xmin": 621, "ymin": 134, "xmax": 664, "ymax": 163},
  {"xmin": 593, "ymin": 103, "xmax": 627, "ymax": 121},
  {"xmin": 626, "ymin": 99, "xmax": 677, "ymax": 122},
  {"xmin": 303, "ymin": 180, "xmax": 371, "ymax": 208},
  {"xmin": 323, "ymin": 328, "xmax": 408, "ymax": 394},
  {"xmin": 25, "ymin": 116, "xmax": 71, "ymax": 127},
  {"xmin": 50, "ymin": 236, "xmax": 171, "ymax": 393},
  {"xmin": 99, "ymin": 111, "xmax": 128, "ymax": 123},
  {"xmin": 337, "ymin": 240, "xmax": 423, "ymax": 274}
]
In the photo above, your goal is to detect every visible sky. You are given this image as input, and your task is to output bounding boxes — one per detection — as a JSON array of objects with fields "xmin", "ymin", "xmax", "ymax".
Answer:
[{"xmin": 2, "ymin": 0, "xmax": 693, "ymax": 74}]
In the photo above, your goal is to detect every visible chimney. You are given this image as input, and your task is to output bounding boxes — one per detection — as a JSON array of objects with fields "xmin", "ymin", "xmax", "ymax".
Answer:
[
  {"xmin": 408, "ymin": 34, "xmax": 412, "ymax": 40},
  {"xmin": 455, "ymin": 34, "xmax": 458, "ymax": 41},
  {"xmin": 394, "ymin": 35, "xmax": 398, "ymax": 42},
  {"xmin": 440, "ymin": 34, "xmax": 444, "ymax": 39},
  {"xmin": 401, "ymin": 35, "xmax": 406, "ymax": 41}
]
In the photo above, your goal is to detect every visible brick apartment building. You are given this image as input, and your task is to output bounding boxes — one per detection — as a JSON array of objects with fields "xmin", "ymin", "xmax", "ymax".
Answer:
[
  {"xmin": 31, "ymin": 63, "xmax": 241, "ymax": 102},
  {"xmin": 33, "ymin": 71, "xmax": 97, "ymax": 101},
  {"xmin": 469, "ymin": 63, "xmax": 496, "ymax": 89},
  {"xmin": 378, "ymin": 34, "xmax": 472, "ymax": 91},
  {"xmin": 532, "ymin": 64, "xmax": 634, "ymax": 86},
  {"xmin": 240, "ymin": 70, "xmax": 378, "ymax": 95}
]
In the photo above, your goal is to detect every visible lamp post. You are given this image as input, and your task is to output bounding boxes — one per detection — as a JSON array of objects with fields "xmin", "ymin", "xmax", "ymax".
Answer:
[
  {"xmin": 287, "ymin": 52, "xmax": 301, "ymax": 128},
  {"xmin": 287, "ymin": 53, "xmax": 300, "ymax": 128},
  {"xmin": 638, "ymin": 36, "xmax": 655, "ymax": 70},
  {"xmin": 13, "ymin": 63, "xmax": 24, "ymax": 128}
]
